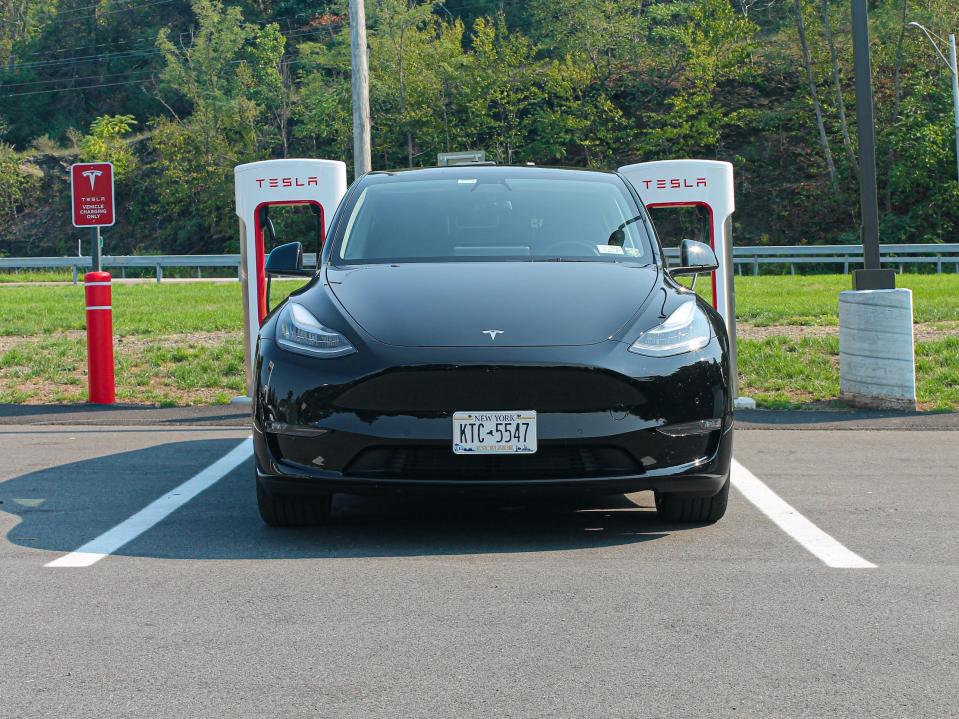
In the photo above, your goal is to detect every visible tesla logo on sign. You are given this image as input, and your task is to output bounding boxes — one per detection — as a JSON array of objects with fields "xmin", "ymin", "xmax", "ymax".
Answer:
[
  {"xmin": 640, "ymin": 177, "xmax": 708, "ymax": 190},
  {"xmin": 483, "ymin": 330, "xmax": 504, "ymax": 340},
  {"xmin": 71, "ymin": 162, "xmax": 115, "ymax": 228},
  {"xmin": 255, "ymin": 177, "xmax": 320, "ymax": 188},
  {"xmin": 81, "ymin": 169, "xmax": 103, "ymax": 190}
]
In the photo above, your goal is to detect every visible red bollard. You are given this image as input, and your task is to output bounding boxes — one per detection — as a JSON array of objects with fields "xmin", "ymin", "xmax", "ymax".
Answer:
[{"xmin": 84, "ymin": 271, "xmax": 115, "ymax": 404}]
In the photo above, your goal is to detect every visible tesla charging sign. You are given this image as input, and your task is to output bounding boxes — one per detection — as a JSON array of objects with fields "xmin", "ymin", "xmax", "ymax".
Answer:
[
  {"xmin": 618, "ymin": 160, "xmax": 735, "ymax": 326},
  {"xmin": 618, "ymin": 159, "xmax": 744, "ymax": 401},
  {"xmin": 234, "ymin": 159, "xmax": 348, "ymax": 398},
  {"xmin": 71, "ymin": 162, "xmax": 115, "ymax": 227}
]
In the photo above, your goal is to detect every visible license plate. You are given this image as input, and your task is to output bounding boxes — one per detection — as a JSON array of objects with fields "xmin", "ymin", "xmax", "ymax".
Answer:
[{"xmin": 452, "ymin": 411, "xmax": 537, "ymax": 455}]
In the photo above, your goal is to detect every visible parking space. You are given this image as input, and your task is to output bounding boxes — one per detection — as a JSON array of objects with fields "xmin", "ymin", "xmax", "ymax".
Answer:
[
  {"xmin": 735, "ymin": 429, "xmax": 959, "ymax": 568},
  {"xmin": 0, "ymin": 426, "xmax": 250, "ymax": 562},
  {"xmin": 2, "ymin": 419, "xmax": 958, "ymax": 717}
]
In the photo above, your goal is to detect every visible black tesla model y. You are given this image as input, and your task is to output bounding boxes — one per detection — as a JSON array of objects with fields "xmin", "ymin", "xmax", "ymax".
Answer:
[{"xmin": 253, "ymin": 165, "xmax": 733, "ymax": 527}]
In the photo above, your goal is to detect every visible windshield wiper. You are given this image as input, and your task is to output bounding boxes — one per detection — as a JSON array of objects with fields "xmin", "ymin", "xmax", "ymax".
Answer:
[{"xmin": 530, "ymin": 257, "xmax": 591, "ymax": 262}]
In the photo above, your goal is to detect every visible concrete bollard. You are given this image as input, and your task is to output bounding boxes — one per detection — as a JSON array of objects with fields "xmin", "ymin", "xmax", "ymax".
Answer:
[{"xmin": 839, "ymin": 289, "xmax": 916, "ymax": 410}]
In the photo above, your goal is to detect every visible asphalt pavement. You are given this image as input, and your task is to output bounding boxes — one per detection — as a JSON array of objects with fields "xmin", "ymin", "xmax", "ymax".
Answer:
[{"xmin": 1, "ymin": 408, "xmax": 957, "ymax": 718}]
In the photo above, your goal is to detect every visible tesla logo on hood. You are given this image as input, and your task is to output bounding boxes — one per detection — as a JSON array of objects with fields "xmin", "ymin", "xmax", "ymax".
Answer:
[{"xmin": 483, "ymin": 330, "xmax": 504, "ymax": 340}]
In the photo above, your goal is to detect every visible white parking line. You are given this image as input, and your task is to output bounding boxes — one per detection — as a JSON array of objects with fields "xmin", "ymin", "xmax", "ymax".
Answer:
[
  {"xmin": 46, "ymin": 437, "xmax": 253, "ymax": 568},
  {"xmin": 41, "ymin": 438, "xmax": 872, "ymax": 569},
  {"xmin": 731, "ymin": 458, "xmax": 876, "ymax": 569}
]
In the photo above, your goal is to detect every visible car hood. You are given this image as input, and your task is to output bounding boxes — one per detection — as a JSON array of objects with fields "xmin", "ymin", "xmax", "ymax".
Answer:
[{"xmin": 326, "ymin": 262, "xmax": 658, "ymax": 347}]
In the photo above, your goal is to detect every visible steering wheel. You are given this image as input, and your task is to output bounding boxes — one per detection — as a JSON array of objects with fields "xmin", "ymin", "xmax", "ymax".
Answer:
[{"xmin": 540, "ymin": 240, "xmax": 602, "ymax": 257}]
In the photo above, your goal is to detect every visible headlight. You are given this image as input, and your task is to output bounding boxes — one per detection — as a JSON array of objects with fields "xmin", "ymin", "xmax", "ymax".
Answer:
[
  {"xmin": 628, "ymin": 301, "xmax": 711, "ymax": 357},
  {"xmin": 275, "ymin": 303, "xmax": 356, "ymax": 358}
]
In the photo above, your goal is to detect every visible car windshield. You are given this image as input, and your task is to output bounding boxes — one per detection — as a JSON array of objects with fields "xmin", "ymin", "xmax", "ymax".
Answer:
[{"xmin": 336, "ymin": 174, "xmax": 651, "ymax": 264}]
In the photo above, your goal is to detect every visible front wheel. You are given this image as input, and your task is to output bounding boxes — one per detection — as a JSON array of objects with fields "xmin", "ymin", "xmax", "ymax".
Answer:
[
  {"xmin": 655, "ymin": 475, "xmax": 729, "ymax": 524},
  {"xmin": 256, "ymin": 476, "xmax": 332, "ymax": 527}
]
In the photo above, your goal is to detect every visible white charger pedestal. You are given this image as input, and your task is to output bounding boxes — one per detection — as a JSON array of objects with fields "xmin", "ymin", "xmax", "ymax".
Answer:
[{"xmin": 839, "ymin": 289, "xmax": 916, "ymax": 410}]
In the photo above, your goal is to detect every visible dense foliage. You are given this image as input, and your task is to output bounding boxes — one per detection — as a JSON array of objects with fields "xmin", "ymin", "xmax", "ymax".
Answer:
[{"xmin": 0, "ymin": 0, "xmax": 957, "ymax": 256}]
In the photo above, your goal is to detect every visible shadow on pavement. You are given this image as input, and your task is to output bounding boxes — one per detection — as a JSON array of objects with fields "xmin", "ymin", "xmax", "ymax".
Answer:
[{"xmin": 0, "ymin": 439, "xmax": 685, "ymax": 560}]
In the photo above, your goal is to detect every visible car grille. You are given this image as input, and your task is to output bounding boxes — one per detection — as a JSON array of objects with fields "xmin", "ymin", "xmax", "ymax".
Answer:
[
  {"xmin": 344, "ymin": 445, "xmax": 642, "ymax": 481},
  {"xmin": 327, "ymin": 366, "xmax": 647, "ymax": 414}
]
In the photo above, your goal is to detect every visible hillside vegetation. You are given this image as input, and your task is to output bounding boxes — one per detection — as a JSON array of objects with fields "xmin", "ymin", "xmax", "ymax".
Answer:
[{"xmin": 1, "ymin": 0, "xmax": 957, "ymax": 257}]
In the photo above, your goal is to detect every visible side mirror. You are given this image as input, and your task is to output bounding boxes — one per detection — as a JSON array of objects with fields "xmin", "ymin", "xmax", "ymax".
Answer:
[
  {"xmin": 671, "ymin": 239, "xmax": 719, "ymax": 276},
  {"xmin": 265, "ymin": 241, "xmax": 312, "ymax": 277}
]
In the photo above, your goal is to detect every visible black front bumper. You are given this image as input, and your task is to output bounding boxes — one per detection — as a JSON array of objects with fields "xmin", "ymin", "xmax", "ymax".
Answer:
[
  {"xmin": 253, "ymin": 336, "xmax": 733, "ymax": 498},
  {"xmin": 255, "ymin": 424, "xmax": 733, "ymax": 498}
]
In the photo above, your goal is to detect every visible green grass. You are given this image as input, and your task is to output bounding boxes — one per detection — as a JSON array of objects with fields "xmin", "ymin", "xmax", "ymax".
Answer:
[
  {"xmin": 915, "ymin": 338, "xmax": 959, "ymax": 411},
  {"xmin": 139, "ymin": 339, "xmax": 245, "ymax": 392},
  {"xmin": 738, "ymin": 337, "xmax": 840, "ymax": 408},
  {"xmin": 0, "ymin": 337, "xmax": 86, "ymax": 403},
  {"xmin": 688, "ymin": 273, "xmax": 959, "ymax": 325},
  {"xmin": 0, "ymin": 271, "xmax": 75, "ymax": 283},
  {"xmin": 738, "ymin": 336, "xmax": 959, "ymax": 411},
  {"xmin": 1, "ymin": 274, "xmax": 957, "ymax": 408},
  {"xmin": 0, "ymin": 280, "xmax": 304, "ymax": 336},
  {"xmin": 0, "ymin": 335, "xmax": 247, "ymax": 405},
  {"xmin": 0, "ymin": 267, "xmax": 243, "ymax": 283},
  {"xmin": 3, "ymin": 274, "xmax": 956, "ymax": 337}
]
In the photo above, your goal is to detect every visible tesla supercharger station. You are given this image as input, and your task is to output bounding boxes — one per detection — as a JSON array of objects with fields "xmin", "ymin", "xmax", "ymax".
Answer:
[
  {"xmin": 618, "ymin": 159, "xmax": 752, "ymax": 408},
  {"xmin": 235, "ymin": 159, "xmax": 348, "ymax": 398}
]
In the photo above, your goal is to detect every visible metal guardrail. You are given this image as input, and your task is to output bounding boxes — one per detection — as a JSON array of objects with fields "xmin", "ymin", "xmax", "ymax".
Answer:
[
  {"xmin": 665, "ymin": 243, "xmax": 959, "ymax": 275},
  {"xmin": 0, "ymin": 254, "xmax": 319, "ymax": 283},
  {"xmin": 1, "ymin": 244, "xmax": 958, "ymax": 283},
  {"xmin": 0, "ymin": 254, "xmax": 242, "ymax": 284}
]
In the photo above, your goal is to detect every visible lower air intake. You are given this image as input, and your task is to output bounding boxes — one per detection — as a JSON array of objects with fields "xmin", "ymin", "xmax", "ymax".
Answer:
[{"xmin": 345, "ymin": 445, "xmax": 641, "ymax": 481}]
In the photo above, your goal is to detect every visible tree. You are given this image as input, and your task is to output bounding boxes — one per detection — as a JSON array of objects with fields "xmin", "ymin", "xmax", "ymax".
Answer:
[
  {"xmin": 295, "ymin": 30, "xmax": 354, "ymax": 167},
  {"xmin": 0, "ymin": 1, "xmax": 33, "ymax": 67},
  {"xmin": 527, "ymin": 0, "xmax": 648, "ymax": 91},
  {"xmin": 430, "ymin": 19, "xmax": 473, "ymax": 154},
  {"xmin": 885, "ymin": 84, "xmax": 959, "ymax": 242},
  {"xmin": 1, "ymin": 0, "xmax": 958, "ymax": 257},
  {"xmin": 0, "ymin": 143, "xmax": 33, "ymax": 224},
  {"xmin": 526, "ymin": 52, "xmax": 630, "ymax": 167},
  {"xmin": 819, "ymin": 0, "xmax": 857, "ymax": 178},
  {"xmin": 463, "ymin": 15, "xmax": 542, "ymax": 164},
  {"xmin": 148, "ymin": 0, "xmax": 285, "ymax": 249},
  {"xmin": 640, "ymin": 0, "xmax": 757, "ymax": 158},
  {"xmin": 79, "ymin": 115, "xmax": 138, "ymax": 181},
  {"xmin": 793, "ymin": 0, "xmax": 836, "ymax": 182},
  {"xmin": 368, "ymin": 0, "xmax": 446, "ymax": 167}
]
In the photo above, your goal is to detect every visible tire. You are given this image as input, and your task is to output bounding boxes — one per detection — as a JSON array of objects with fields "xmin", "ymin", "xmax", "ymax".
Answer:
[
  {"xmin": 256, "ymin": 476, "xmax": 332, "ymax": 527},
  {"xmin": 655, "ymin": 475, "xmax": 730, "ymax": 524}
]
